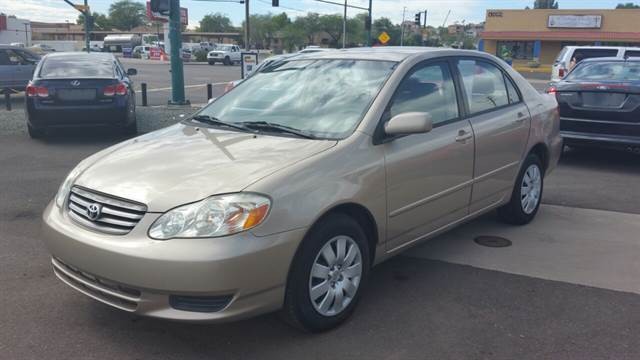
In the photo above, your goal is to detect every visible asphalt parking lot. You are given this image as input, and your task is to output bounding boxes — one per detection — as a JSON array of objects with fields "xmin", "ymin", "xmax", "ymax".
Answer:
[{"xmin": 1, "ymin": 73, "xmax": 639, "ymax": 359}]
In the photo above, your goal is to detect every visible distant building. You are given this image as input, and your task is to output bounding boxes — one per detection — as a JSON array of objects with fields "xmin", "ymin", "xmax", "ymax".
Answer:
[
  {"xmin": 0, "ymin": 14, "xmax": 31, "ymax": 46},
  {"xmin": 480, "ymin": 9, "xmax": 640, "ymax": 65}
]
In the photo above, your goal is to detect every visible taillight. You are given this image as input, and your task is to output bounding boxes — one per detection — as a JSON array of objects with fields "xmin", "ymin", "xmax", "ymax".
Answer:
[
  {"xmin": 558, "ymin": 68, "xmax": 565, "ymax": 78},
  {"xmin": 26, "ymin": 84, "xmax": 48, "ymax": 98},
  {"xmin": 104, "ymin": 83, "xmax": 127, "ymax": 96},
  {"xmin": 546, "ymin": 86, "xmax": 557, "ymax": 96}
]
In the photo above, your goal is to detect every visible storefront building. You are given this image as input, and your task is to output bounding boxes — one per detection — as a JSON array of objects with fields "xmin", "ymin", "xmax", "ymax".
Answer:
[{"xmin": 479, "ymin": 9, "xmax": 640, "ymax": 65}]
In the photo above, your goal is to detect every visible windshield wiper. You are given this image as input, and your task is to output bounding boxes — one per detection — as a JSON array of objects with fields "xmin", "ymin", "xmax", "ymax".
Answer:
[
  {"xmin": 240, "ymin": 121, "xmax": 317, "ymax": 139},
  {"xmin": 190, "ymin": 115, "xmax": 253, "ymax": 133}
]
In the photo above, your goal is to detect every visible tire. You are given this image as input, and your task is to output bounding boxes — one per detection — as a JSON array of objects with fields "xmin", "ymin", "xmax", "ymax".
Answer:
[
  {"xmin": 208, "ymin": 60, "xmax": 215, "ymax": 65},
  {"xmin": 122, "ymin": 96, "xmax": 137, "ymax": 136},
  {"xmin": 281, "ymin": 213, "xmax": 370, "ymax": 333},
  {"xmin": 27, "ymin": 123, "xmax": 45, "ymax": 139},
  {"xmin": 498, "ymin": 154, "xmax": 544, "ymax": 225},
  {"xmin": 223, "ymin": 56, "xmax": 231, "ymax": 66}
]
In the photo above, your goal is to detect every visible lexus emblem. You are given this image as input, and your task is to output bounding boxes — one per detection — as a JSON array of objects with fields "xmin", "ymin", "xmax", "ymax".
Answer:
[
  {"xmin": 86, "ymin": 203, "xmax": 102, "ymax": 221},
  {"xmin": 70, "ymin": 80, "xmax": 81, "ymax": 87}
]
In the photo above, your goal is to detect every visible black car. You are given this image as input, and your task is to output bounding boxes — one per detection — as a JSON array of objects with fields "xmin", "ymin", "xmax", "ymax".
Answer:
[
  {"xmin": 26, "ymin": 52, "xmax": 137, "ymax": 139},
  {"xmin": 548, "ymin": 57, "xmax": 640, "ymax": 152}
]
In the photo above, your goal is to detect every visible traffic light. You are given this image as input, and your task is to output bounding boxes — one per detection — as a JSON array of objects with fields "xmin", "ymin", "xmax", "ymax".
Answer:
[
  {"xmin": 414, "ymin": 13, "xmax": 421, "ymax": 26},
  {"xmin": 150, "ymin": 0, "xmax": 170, "ymax": 15},
  {"xmin": 272, "ymin": 0, "xmax": 279, "ymax": 6}
]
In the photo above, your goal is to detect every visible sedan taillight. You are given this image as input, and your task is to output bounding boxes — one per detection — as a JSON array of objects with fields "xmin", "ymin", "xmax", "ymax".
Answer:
[
  {"xmin": 26, "ymin": 84, "xmax": 49, "ymax": 98},
  {"xmin": 104, "ymin": 83, "xmax": 127, "ymax": 96},
  {"xmin": 558, "ymin": 68, "xmax": 565, "ymax": 78}
]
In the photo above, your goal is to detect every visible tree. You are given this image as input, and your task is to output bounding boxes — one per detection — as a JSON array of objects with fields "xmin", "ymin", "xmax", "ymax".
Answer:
[
  {"xmin": 533, "ymin": 0, "xmax": 559, "ymax": 9},
  {"xmin": 108, "ymin": 0, "xmax": 147, "ymax": 31},
  {"xmin": 294, "ymin": 13, "xmax": 322, "ymax": 45},
  {"xmin": 198, "ymin": 13, "xmax": 235, "ymax": 32},
  {"xmin": 616, "ymin": 2, "xmax": 640, "ymax": 8},
  {"xmin": 77, "ymin": 12, "xmax": 111, "ymax": 30},
  {"xmin": 318, "ymin": 14, "xmax": 344, "ymax": 47}
]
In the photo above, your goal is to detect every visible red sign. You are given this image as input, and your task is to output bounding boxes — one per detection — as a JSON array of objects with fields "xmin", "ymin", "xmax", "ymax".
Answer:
[
  {"xmin": 146, "ymin": 2, "xmax": 188, "ymax": 25},
  {"xmin": 0, "ymin": 15, "xmax": 7, "ymax": 31},
  {"xmin": 149, "ymin": 47, "xmax": 163, "ymax": 60}
]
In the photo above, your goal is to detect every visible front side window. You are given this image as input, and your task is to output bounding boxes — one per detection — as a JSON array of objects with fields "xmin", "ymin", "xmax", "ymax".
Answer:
[
  {"xmin": 457, "ymin": 59, "xmax": 510, "ymax": 114},
  {"xmin": 388, "ymin": 62, "xmax": 459, "ymax": 126},
  {"xmin": 196, "ymin": 59, "xmax": 397, "ymax": 139}
]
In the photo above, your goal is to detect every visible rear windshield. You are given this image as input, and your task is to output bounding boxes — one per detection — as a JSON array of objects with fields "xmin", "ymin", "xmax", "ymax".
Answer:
[
  {"xmin": 566, "ymin": 61, "xmax": 640, "ymax": 81},
  {"xmin": 39, "ymin": 56, "xmax": 114, "ymax": 78}
]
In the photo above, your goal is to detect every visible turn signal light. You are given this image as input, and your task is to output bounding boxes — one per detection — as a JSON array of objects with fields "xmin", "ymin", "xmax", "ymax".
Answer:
[{"xmin": 26, "ymin": 85, "xmax": 49, "ymax": 98}]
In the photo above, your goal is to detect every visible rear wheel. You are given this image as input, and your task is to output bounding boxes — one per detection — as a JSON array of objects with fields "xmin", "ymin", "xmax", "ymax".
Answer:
[
  {"xmin": 122, "ymin": 96, "xmax": 137, "ymax": 135},
  {"xmin": 282, "ymin": 213, "xmax": 370, "ymax": 332},
  {"xmin": 27, "ymin": 123, "xmax": 45, "ymax": 139},
  {"xmin": 498, "ymin": 154, "xmax": 544, "ymax": 225},
  {"xmin": 208, "ymin": 60, "xmax": 215, "ymax": 65}
]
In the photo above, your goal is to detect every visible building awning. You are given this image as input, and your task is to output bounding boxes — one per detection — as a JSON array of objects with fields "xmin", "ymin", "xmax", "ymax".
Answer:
[{"xmin": 481, "ymin": 31, "xmax": 640, "ymax": 42}]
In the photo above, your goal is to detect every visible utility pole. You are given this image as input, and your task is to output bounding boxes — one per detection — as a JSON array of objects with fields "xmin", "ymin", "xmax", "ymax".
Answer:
[
  {"xmin": 23, "ymin": 23, "xmax": 29, "ymax": 46},
  {"xmin": 84, "ymin": 0, "xmax": 90, "ymax": 52},
  {"xmin": 168, "ymin": 0, "xmax": 187, "ymax": 104},
  {"xmin": 400, "ymin": 7, "xmax": 406, "ymax": 47},
  {"xmin": 367, "ymin": 0, "xmax": 372, "ymax": 46},
  {"xmin": 244, "ymin": 0, "xmax": 250, "ymax": 49},
  {"xmin": 342, "ymin": 0, "xmax": 347, "ymax": 48}
]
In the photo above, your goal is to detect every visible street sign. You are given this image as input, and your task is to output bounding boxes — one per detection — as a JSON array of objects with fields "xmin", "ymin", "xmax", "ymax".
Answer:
[
  {"xmin": 240, "ymin": 52, "xmax": 259, "ymax": 79},
  {"xmin": 146, "ymin": 2, "xmax": 188, "ymax": 25},
  {"xmin": 73, "ymin": 4, "xmax": 90, "ymax": 12},
  {"xmin": 378, "ymin": 31, "xmax": 390, "ymax": 45}
]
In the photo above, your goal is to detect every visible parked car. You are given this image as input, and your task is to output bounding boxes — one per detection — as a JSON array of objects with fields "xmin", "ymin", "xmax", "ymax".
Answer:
[
  {"xmin": 41, "ymin": 48, "xmax": 561, "ymax": 332},
  {"xmin": 199, "ymin": 42, "xmax": 216, "ymax": 52},
  {"xmin": 0, "ymin": 45, "xmax": 40, "ymax": 91},
  {"xmin": 549, "ymin": 57, "xmax": 640, "ymax": 152},
  {"xmin": 132, "ymin": 45, "xmax": 151, "ymax": 58},
  {"xmin": 207, "ymin": 44, "xmax": 241, "ymax": 65},
  {"xmin": 28, "ymin": 43, "xmax": 56, "ymax": 54},
  {"xmin": 26, "ymin": 52, "xmax": 137, "ymax": 138},
  {"xmin": 552, "ymin": 46, "xmax": 640, "ymax": 82}
]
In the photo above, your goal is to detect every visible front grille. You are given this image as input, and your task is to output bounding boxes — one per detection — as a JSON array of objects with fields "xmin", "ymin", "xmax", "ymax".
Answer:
[
  {"xmin": 67, "ymin": 186, "xmax": 147, "ymax": 235},
  {"xmin": 52, "ymin": 257, "xmax": 140, "ymax": 312}
]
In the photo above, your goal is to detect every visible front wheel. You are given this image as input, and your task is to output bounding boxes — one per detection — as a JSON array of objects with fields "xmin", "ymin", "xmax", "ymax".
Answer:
[
  {"xmin": 223, "ymin": 56, "xmax": 231, "ymax": 66},
  {"xmin": 498, "ymin": 154, "xmax": 544, "ymax": 225},
  {"xmin": 281, "ymin": 213, "xmax": 370, "ymax": 332}
]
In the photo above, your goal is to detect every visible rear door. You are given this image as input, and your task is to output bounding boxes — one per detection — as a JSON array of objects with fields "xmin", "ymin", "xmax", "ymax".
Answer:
[
  {"xmin": 0, "ymin": 49, "xmax": 16, "ymax": 88},
  {"xmin": 454, "ymin": 58, "xmax": 531, "ymax": 213}
]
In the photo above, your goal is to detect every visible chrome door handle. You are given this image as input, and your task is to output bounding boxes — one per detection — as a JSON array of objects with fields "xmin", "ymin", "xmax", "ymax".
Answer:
[
  {"xmin": 455, "ymin": 130, "xmax": 472, "ymax": 143},
  {"xmin": 515, "ymin": 112, "xmax": 528, "ymax": 122}
]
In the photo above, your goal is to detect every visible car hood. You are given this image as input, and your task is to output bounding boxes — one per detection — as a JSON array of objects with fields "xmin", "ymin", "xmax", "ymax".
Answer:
[{"xmin": 74, "ymin": 124, "xmax": 337, "ymax": 212}]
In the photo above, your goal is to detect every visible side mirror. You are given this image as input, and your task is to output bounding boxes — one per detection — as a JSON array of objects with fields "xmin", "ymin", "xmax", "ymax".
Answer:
[
  {"xmin": 384, "ymin": 112, "xmax": 433, "ymax": 136},
  {"xmin": 127, "ymin": 68, "xmax": 137, "ymax": 76},
  {"xmin": 208, "ymin": 98, "xmax": 216, "ymax": 104}
]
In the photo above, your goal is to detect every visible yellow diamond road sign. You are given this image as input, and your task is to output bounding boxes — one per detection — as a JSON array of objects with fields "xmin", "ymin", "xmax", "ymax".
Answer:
[{"xmin": 378, "ymin": 31, "xmax": 390, "ymax": 45}]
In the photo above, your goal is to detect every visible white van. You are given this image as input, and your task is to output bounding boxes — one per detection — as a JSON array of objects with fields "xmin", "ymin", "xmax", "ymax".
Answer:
[{"xmin": 551, "ymin": 46, "xmax": 640, "ymax": 82}]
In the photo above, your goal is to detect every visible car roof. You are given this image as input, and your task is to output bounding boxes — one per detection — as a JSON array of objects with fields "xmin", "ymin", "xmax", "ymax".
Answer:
[
  {"xmin": 0, "ymin": 45, "xmax": 27, "ymax": 50},
  {"xmin": 43, "ymin": 52, "xmax": 115, "ymax": 60},
  {"xmin": 290, "ymin": 47, "xmax": 483, "ymax": 62}
]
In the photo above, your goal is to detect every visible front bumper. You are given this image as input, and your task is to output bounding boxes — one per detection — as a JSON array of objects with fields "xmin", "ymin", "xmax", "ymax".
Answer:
[{"xmin": 42, "ymin": 201, "xmax": 306, "ymax": 322}]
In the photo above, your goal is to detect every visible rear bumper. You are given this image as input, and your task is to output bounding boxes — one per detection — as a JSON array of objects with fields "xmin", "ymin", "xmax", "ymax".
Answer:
[
  {"xmin": 560, "ymin": 116, "xmax": 640, "ymax": 148},
  {"xmin": 27, "ymin": 102, "xmax": 129, "ymax": 129}
]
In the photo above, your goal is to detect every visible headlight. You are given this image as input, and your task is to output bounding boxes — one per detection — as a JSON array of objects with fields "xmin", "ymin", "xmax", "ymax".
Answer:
[
  {"xmin": 148, "ymin": 193, "xmax": 271, "ymax": 240},
  {"xmin": 55, "ymin": 167, "xmax": 81, "ymax": 208}
]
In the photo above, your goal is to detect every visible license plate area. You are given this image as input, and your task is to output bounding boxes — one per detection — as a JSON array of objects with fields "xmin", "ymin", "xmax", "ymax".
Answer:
[
  {"xmin": 581, "ymin": 92, "xmax": 626, "ymax": 108},
  {"xmin": 57, "ymin": 89, "xmax": 97, "ymax": 102}
]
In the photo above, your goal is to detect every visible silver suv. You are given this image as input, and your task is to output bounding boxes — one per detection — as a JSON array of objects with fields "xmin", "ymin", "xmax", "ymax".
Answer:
[{"xmin": 42, "ymin": 48, "xmax": 562, "ymax": 332}]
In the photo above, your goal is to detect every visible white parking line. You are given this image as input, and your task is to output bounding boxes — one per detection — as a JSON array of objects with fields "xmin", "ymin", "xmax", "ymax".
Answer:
[
  {"xmin": 405, "ymin": 204, "xmax": 640, "ymax": 295},
  {"xmin": 144, "ymin": 82, "xmax": 233, "ymax": 93}
]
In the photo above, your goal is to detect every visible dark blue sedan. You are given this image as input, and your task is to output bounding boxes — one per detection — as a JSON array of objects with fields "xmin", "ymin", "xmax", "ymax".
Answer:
[{"xmin": 26, "ymin": 52, "xmax": 137, "ymax": 139}]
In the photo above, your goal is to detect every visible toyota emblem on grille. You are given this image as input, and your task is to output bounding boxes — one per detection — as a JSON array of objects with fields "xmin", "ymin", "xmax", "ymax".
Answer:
[
  {"xmin": 86, "ymin": 203, "xmax": 102, "ymax": 221},
  {"xmin": 70, "ymin": 80, "xmax": 81, "ymax": 87}
]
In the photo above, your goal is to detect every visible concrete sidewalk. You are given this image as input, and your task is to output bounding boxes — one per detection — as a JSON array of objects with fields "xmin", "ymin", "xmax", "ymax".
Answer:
[{"xmin": 406, "ymin": 204, "xmax": 640, "ymax": 295}]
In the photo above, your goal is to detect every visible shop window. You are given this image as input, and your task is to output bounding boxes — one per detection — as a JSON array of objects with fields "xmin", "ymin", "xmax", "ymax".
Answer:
[{"xmin": 496, "ymin": 41, "xmax": 534, "ymax": 60}]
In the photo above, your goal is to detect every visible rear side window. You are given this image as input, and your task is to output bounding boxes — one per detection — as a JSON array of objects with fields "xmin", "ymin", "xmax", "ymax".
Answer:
[
  {"xmin": 456, "ymin": 59, "xmax": 510, "ymax": 114},
  {"xmin": 40, "ymin": 56, "xmax": 114, "ymax": 78},
  {"xmin": 0, "ymin": 50, "xmax": 13, "ymax": 65},
  {"xmin": 389, "ymin": 62, "xmax": 459, "ymax": 126},
  {"xmin": 572, "ymin": 49, "xmax": 618, "ymax": 62},
  {"xmin": 505, "ymin": 77, "xmax": 520, "ymax": 104},
  {"xmin": 625, "ymin": 50, "xmax": 640, "ymax": 58}
]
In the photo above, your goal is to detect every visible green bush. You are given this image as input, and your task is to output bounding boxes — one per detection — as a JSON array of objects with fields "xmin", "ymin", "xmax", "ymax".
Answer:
[{"xmin": 194, "ymin": 50, "xmax": 208, "ymax": 62}]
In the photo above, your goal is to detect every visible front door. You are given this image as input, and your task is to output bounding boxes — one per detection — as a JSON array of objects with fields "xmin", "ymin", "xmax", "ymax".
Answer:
[
  {"xmin": 454, "ymin": 58, "xmax": 530, "ymax": 213},
  {"xmin": 383, "ymin": 61, "xmax": 475, "ymax": 252}
]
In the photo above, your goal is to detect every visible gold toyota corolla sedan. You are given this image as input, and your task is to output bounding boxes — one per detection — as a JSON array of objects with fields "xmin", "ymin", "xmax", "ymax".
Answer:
[{"xmin": 42, "ymin": 48, "xmax": 562, "ymax": 332}]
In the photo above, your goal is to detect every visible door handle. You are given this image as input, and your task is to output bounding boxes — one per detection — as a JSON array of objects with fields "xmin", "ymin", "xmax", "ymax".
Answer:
[
  {"xmin": 455, "ymin": 130, "xmax": 472, "ymax": 143},
  {"xmin": 515, "ymin": 112, "xmax": 528, "ymax": 122}
]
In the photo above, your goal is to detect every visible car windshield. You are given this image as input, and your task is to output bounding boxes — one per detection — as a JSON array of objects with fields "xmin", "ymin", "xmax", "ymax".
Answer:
[
  {"xmin": 196, "ymin": 59, "xmax": 397, "ymax": 139},
  {"xmin": 566, "ymin": 61, "xmax": 640, "ymax": 81},
  {"xmin": 219, "ymin": 46, "xmax": 232, "ymax": 51},
  {"xmin": 40, "ymin": 55, "xmax": 114, "ymax": 78}
]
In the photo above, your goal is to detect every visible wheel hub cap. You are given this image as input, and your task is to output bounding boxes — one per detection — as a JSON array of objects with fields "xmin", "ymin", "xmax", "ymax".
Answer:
[
  {"xmin": 521, "ymin": 164, "xmax": 542, "ymax": 215},
  {"xmin": 308, "ymin": 235, "xmax": 362, "ymax": 317}
]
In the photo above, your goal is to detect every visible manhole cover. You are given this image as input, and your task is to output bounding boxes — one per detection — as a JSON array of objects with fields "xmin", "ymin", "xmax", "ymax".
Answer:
[{"xmin": 474, "ymin": 236, "xmax": 512, "ymax": 248}]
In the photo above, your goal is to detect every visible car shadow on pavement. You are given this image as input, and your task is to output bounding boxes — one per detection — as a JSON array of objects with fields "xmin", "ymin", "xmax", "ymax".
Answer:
[
  {"xmin": 37, "ymin": 127, "xmax": 139, "ymax": 146},
  {"xmin": 560, "ymin": 146, "xmax": 640, "ymax": 174}
]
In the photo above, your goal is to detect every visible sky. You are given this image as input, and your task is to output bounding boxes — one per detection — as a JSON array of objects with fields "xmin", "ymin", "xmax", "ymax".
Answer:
[{"xmin": 0, "ymin": 0, "xmax": 631, "ymax": 28}]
